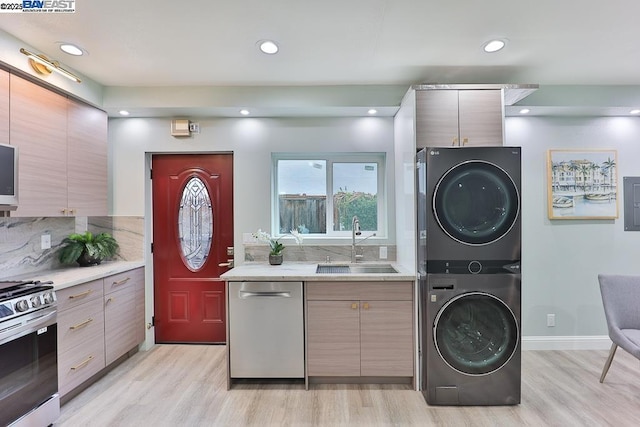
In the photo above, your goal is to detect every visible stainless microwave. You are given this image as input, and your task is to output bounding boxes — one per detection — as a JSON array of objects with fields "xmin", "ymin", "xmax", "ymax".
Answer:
[{"xmin": 0, "ymin": 143, "xmax": 18, "ymax": 206}]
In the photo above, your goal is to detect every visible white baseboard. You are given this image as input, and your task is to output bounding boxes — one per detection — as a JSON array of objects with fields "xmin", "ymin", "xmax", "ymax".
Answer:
[{"xmin": 522, "ymin": 335, "xmax": 611, "ymax": 351}]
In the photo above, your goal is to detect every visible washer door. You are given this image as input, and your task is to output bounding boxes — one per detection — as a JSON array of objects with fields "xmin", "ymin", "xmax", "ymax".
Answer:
[
  {"xmin": 433, "ymin": 292, "xmax": 519, "ymax": 376},
  {"xmin": 433, "ymin": 160, "xmax": 519, "ymax": 245}
]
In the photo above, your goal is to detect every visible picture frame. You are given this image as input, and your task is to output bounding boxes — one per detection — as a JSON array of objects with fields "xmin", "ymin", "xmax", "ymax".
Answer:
[{"xmin": 547, "ymin": 149, "xmax": 619, "ymax": 220}]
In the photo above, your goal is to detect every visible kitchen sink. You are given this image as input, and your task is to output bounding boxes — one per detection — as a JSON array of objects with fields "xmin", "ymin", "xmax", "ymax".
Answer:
[
  {"xmin": 349, "ymin": 265, "xmax": 398, "ymax": 274},
  {"xmin": 315, "ymin": 264, "xmax": 398, "ymax": 274}
]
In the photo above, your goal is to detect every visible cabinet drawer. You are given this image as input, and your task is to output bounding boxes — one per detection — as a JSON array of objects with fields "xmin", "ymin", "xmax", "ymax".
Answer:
[
  {"xmin": 58, "ymin": 334, "xmax": 105, "ymax": 397},
  {"xmin": 57, "ymin": 297, "xmax": 104, "ymax": 355},
  {"xmin": 105, "ymin": 288, "xmax": 141, "ymax": 365},
  {"xmin": 56, "ymin": 279, "xmax": 104, "ymax": 311},
  {"xmin": 306, "ymin": 281, "xmax": 413, "ymax": 301},
  {"xmin": 104, "ymin": 267, "xmax": 144, "ymax": 295}
]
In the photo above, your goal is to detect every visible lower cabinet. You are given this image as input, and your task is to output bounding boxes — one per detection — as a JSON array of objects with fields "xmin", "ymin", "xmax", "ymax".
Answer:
[
  {"xmin": 104, "ymin": 268, "xmax": 145, "ymax": 365},
  {"xmin": 57, "ymin": 280, "xmax": 106, "ymax": 397},
  {"xmin": 57, "ymin": 267, "xmax": 145, "ymax": 398},
  {"xmin": 306, "ymin": 281, "xmax": 414, "ymax": 380}
]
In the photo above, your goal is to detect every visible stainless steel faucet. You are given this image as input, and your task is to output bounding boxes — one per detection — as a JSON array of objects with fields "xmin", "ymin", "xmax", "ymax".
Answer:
[{"xmin": 352, "ymin": 216, "xmax": 362, "ymax": 263}]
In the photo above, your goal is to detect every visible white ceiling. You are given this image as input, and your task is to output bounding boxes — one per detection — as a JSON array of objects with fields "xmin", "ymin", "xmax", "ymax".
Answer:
[{"xmin": 1, "ymin": 0, "xmax": 639, "ymax": 116}]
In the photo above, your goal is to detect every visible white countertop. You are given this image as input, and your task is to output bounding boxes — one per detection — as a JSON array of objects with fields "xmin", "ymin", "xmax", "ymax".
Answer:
[
  {"xmin": 28, "ymin": 261, "xmax": 145, "ymax": 290},
  {"xmin": 220, "ymin": 262, "xmax": 415, "ymax": 282}
]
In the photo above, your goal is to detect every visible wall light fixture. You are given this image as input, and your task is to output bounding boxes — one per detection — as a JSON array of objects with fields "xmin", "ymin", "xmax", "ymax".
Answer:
[{"xmin": 20, "ymin": 47, "xmax": 82, "ymax": 83}]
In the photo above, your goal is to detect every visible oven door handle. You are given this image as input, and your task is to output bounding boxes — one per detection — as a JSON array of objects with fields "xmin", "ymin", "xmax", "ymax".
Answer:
[{"xmin": 0, "ymin": 309, "xmax": 57, "ymax": 346}]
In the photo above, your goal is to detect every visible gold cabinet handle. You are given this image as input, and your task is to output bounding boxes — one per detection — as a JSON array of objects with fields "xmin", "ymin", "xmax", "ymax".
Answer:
[
  {"xmin": 69, "ymin": 208, "xmax": 76, "ymax": 215},
  {"xmin": 462, "ymin": 137, "xmax": 469, "ymax": 146},
  {"xmin": 363, "ymin": 302, "xmax": 370, "ymax": 310},
  {"xmin": 218, "ymin": 260, "xmax": 234, "ymax": 268},
  {"xmin": 112, "ymin": 277, "xmax": 130, "ymax": 286},
  {"xmin": 69, "ymin": 289, "xmax": 92, "ymax": 299},
  {"xmin": 452, "ymin": 137, "xmax": 458, "ymax": 146},
  {"xmin": 69, "ymin": 318, "xmax": 93, "ymax": 330},
  {"xmin": 61, "ymin": 208, "xmax": 68, "ymax": 214},
  {"xmin": 106, "ymin": 297, "xmax": 114, "ymax": 304},
  {"xmin": 351, "ymin": 302, "xmax": 358, "ymax": 310},
  {"xmin": 70, "ymin": 355, "xmax": 94, "ymax": 371}
]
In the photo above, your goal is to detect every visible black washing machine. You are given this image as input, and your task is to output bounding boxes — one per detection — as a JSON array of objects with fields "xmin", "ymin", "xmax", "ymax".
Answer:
[
  {"xmin": 422, "ymin": 273, "xmax": 521, "ymax": 405},
  {"xmin": 417, "ymin": 147, "xmax": 521, "ymax": 275}
]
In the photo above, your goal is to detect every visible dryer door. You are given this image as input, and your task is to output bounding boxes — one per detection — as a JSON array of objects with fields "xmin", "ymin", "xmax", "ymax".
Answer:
[
  {"xmin": 433, "ymin": 160, "xmax": 519, "ymax": 246},
  {"xmin": 433, "ymin": 292, "xmax": 519, "ymax": 376}
]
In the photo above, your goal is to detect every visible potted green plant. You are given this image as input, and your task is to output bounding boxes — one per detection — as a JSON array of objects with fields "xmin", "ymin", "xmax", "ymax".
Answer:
[
  {"xmin": 252, "ymin": 228, "xmax": 303, "ymax": 265},
  {"xmin": 58, "ymin": 231, "xmax": 119, "ymax": 267}
]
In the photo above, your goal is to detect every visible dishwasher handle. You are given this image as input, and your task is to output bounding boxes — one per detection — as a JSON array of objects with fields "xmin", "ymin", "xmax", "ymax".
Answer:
[{"xmin": 239, "ymin": 290, "xmax": 291, "ymax": 298}]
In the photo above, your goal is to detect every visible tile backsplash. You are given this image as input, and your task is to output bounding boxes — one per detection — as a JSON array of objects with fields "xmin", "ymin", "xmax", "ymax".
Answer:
[
  {"xmin": 244, "ymin": 243, "xmax": 396, "ymax": 264},
  {"xmin": 0, "ymin": 216, "xmax": 144, "ymax": 279}
]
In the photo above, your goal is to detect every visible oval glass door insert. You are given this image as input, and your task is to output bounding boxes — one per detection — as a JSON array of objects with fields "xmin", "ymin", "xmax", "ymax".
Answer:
[{"xmin": 178, "ymin": 176, "xmax": 213, "ymax": 270}]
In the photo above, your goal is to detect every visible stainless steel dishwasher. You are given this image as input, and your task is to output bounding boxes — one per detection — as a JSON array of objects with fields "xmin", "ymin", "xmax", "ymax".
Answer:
[{"xmin": 228, "ymin": 281, "xmax": 304, "ymax": 378}]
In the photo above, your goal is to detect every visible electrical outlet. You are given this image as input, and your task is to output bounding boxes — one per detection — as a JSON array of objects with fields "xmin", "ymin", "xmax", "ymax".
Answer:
[
  {"xmin": 547, "ymin": 313, "xmax": 556, "ymax": 327},
  {"xmin": 41, "ymin": 234, "xmax": 51, "ymax": 250},
  {"xmin": 379, "ymin": 246, "xmax": 388, "ymax": 259},
  {"xmin": 189, "ymin": 122, "xmax": 200, "ymax": 134}
]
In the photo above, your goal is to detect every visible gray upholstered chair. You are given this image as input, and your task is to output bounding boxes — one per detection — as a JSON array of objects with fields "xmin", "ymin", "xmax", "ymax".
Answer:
[{"xmin": 597, "ymin": 274, "xmax": 640, "ymax": 383}]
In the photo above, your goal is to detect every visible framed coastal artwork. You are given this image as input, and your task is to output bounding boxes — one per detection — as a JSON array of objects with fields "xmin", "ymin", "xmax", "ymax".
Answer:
[{"xmin": 547, "ymin": 149, "xmax": 619, "ymax": 220}]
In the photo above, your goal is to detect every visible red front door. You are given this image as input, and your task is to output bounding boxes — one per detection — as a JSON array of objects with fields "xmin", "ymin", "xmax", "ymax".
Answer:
[{"xmin": 152, "ymin": 154, "xmax": 233, "ymax": 343}]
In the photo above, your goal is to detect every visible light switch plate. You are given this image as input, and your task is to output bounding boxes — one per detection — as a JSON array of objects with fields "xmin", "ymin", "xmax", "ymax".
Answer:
[
  {"xmin": 41, "ymin": 234, "xmax": 51, "ymax": 250},
  {"xmin": 379, "ymin": 246, "xmax": 388, "ymax": 259}
]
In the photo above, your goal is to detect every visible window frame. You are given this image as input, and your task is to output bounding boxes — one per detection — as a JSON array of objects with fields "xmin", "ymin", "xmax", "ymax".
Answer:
[{"xmin": 272, "ymin": 152, "xmax": 387, "ymax": 239}]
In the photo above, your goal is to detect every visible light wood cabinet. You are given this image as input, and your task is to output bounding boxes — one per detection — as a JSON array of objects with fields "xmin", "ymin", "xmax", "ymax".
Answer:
[
  {"xmin": 9, "ymin": 74, "xmax": 68, "ymax": 217},
  {"xmin": 57, "ymin": 280, "xmax": 106, "ymax": 397},
  {"xmin": 9, "ymin": 73, "xmax": 107, "ymax": 217},
  {"xmin": 67, "ymin": 99, "xmax": 108, "ymax": 216},
  {"xmin": 104, "ymin": 268, "xmax": 145, "ymax": 365},
  {"xmin": 415, "ymin": 89, "xmax": 504, "ymax": 148},
  {"xmin": 306, "ymin": 281, "xmax": 414, "ymax": 379},
  {"xmin": 0, "ymin": 69, "xmax": 9, "ymax": 145},
  {"xmin": 56, "ymin": 267, "xmax": 145, "ymax": 398},
  {"xmin": 307, "ymin": 300, "xmax": 361, "ymax": 376}
]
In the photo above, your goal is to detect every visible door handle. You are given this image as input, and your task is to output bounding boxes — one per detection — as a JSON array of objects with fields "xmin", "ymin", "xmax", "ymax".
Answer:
[
  {"xmin": 239, "ymin": 291, "xmax": 291, "ymax": 298},
  {"xmin": 218, "ymin": 259, "xmax": 234, "ymax": 268},
  {"xmin": 451, "ymin": 137, "xmax": 458, "ymax": 146},
  {"xmin": 462, "ymin": 137, "xmax": 469, "ymax": 146}
]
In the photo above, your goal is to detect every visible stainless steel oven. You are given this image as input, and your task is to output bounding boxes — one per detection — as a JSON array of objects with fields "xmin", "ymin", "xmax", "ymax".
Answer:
[{"xmin": 0, "ymin": 280, "xmax": 59, "ymax": 427}]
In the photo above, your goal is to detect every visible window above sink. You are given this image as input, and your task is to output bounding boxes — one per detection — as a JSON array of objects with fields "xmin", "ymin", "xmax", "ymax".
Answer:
[{"xmin": 272, "ymin": 152, "xmax": 387, "ymax": 239}]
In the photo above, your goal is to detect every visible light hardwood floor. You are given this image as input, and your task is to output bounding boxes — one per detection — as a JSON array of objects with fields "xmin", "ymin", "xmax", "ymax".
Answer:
[{"xmin": 57, "ymin": 345, "xmax": 640, "ymax": 426}]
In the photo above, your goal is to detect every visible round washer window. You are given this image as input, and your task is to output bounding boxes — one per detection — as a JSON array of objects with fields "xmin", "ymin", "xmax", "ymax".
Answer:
[
  {"xmin": 433, "ymin": 292, "xmax": 518, "ymax": 376},
  {"xmin": 433, "ymin": 160, "xmax": 519, "ymax": 245}
]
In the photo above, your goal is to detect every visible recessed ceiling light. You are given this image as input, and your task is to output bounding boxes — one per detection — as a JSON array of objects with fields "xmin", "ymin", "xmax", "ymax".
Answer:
[
  {"xmin": 60, "ymin": 43, "xmax": 84, "ymax": 56},
  {"xmin": 519, "ymin": 108, "xmax": 530, "ymax": 114},
  {"xmin": 119, "ymin": 110, "xmax": 130, "ymax": 116},
  {"xmin": 630, "ymin": 109, "xmax": 640, "ymax": 115},
  {"xmin": 367, "ymin": 109, "xmax": 378, "ymax": 115},
  {"xmin": 240, "ymin": 109, "xmax": 250, "ymax": 116},
  {"xmin": 483, "ymin": 39, "xmax": 506, "ymax": 53},
  {"xmin": 258, "ymin": 40, "xmax": 279, "ymax": 55}
]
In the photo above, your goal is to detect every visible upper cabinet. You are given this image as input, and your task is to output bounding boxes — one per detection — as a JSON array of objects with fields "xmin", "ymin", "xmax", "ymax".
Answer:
[
  {"xmin": 415, "ymin": 89, "xmax": 504, "ymax": 148},
  {"xmin": 10, "ymin": 74, "xmax": 69, "ymax": 217},
  {"xmin": 9, "ymin": 74, "xmax": 108, "ymax": 217},
  {"xmin": 0, "ymin": 69, "xmax": 9, "ymax": 145},
  {"xmin": 67, "ymin": 99, "xmax": 108, "ymax": 216}
]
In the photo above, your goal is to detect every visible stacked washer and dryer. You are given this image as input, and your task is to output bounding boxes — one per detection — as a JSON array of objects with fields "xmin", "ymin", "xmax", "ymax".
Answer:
[{"xmin": 417, "ymin": 146, "xmax": 522, "ymax": 406}]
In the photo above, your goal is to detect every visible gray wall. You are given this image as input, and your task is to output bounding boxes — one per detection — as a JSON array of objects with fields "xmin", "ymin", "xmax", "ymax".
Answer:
[
  {"xmin": 506, "ymin": 115, "xmax": 640, "ymax": 339},
  {"xmin": 109, "ymin": 116, "xmax": 396, "ymax": 264},
  {"xmin": 108, "ymin": 113, "xmax": 640, "ymax": 345}
]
